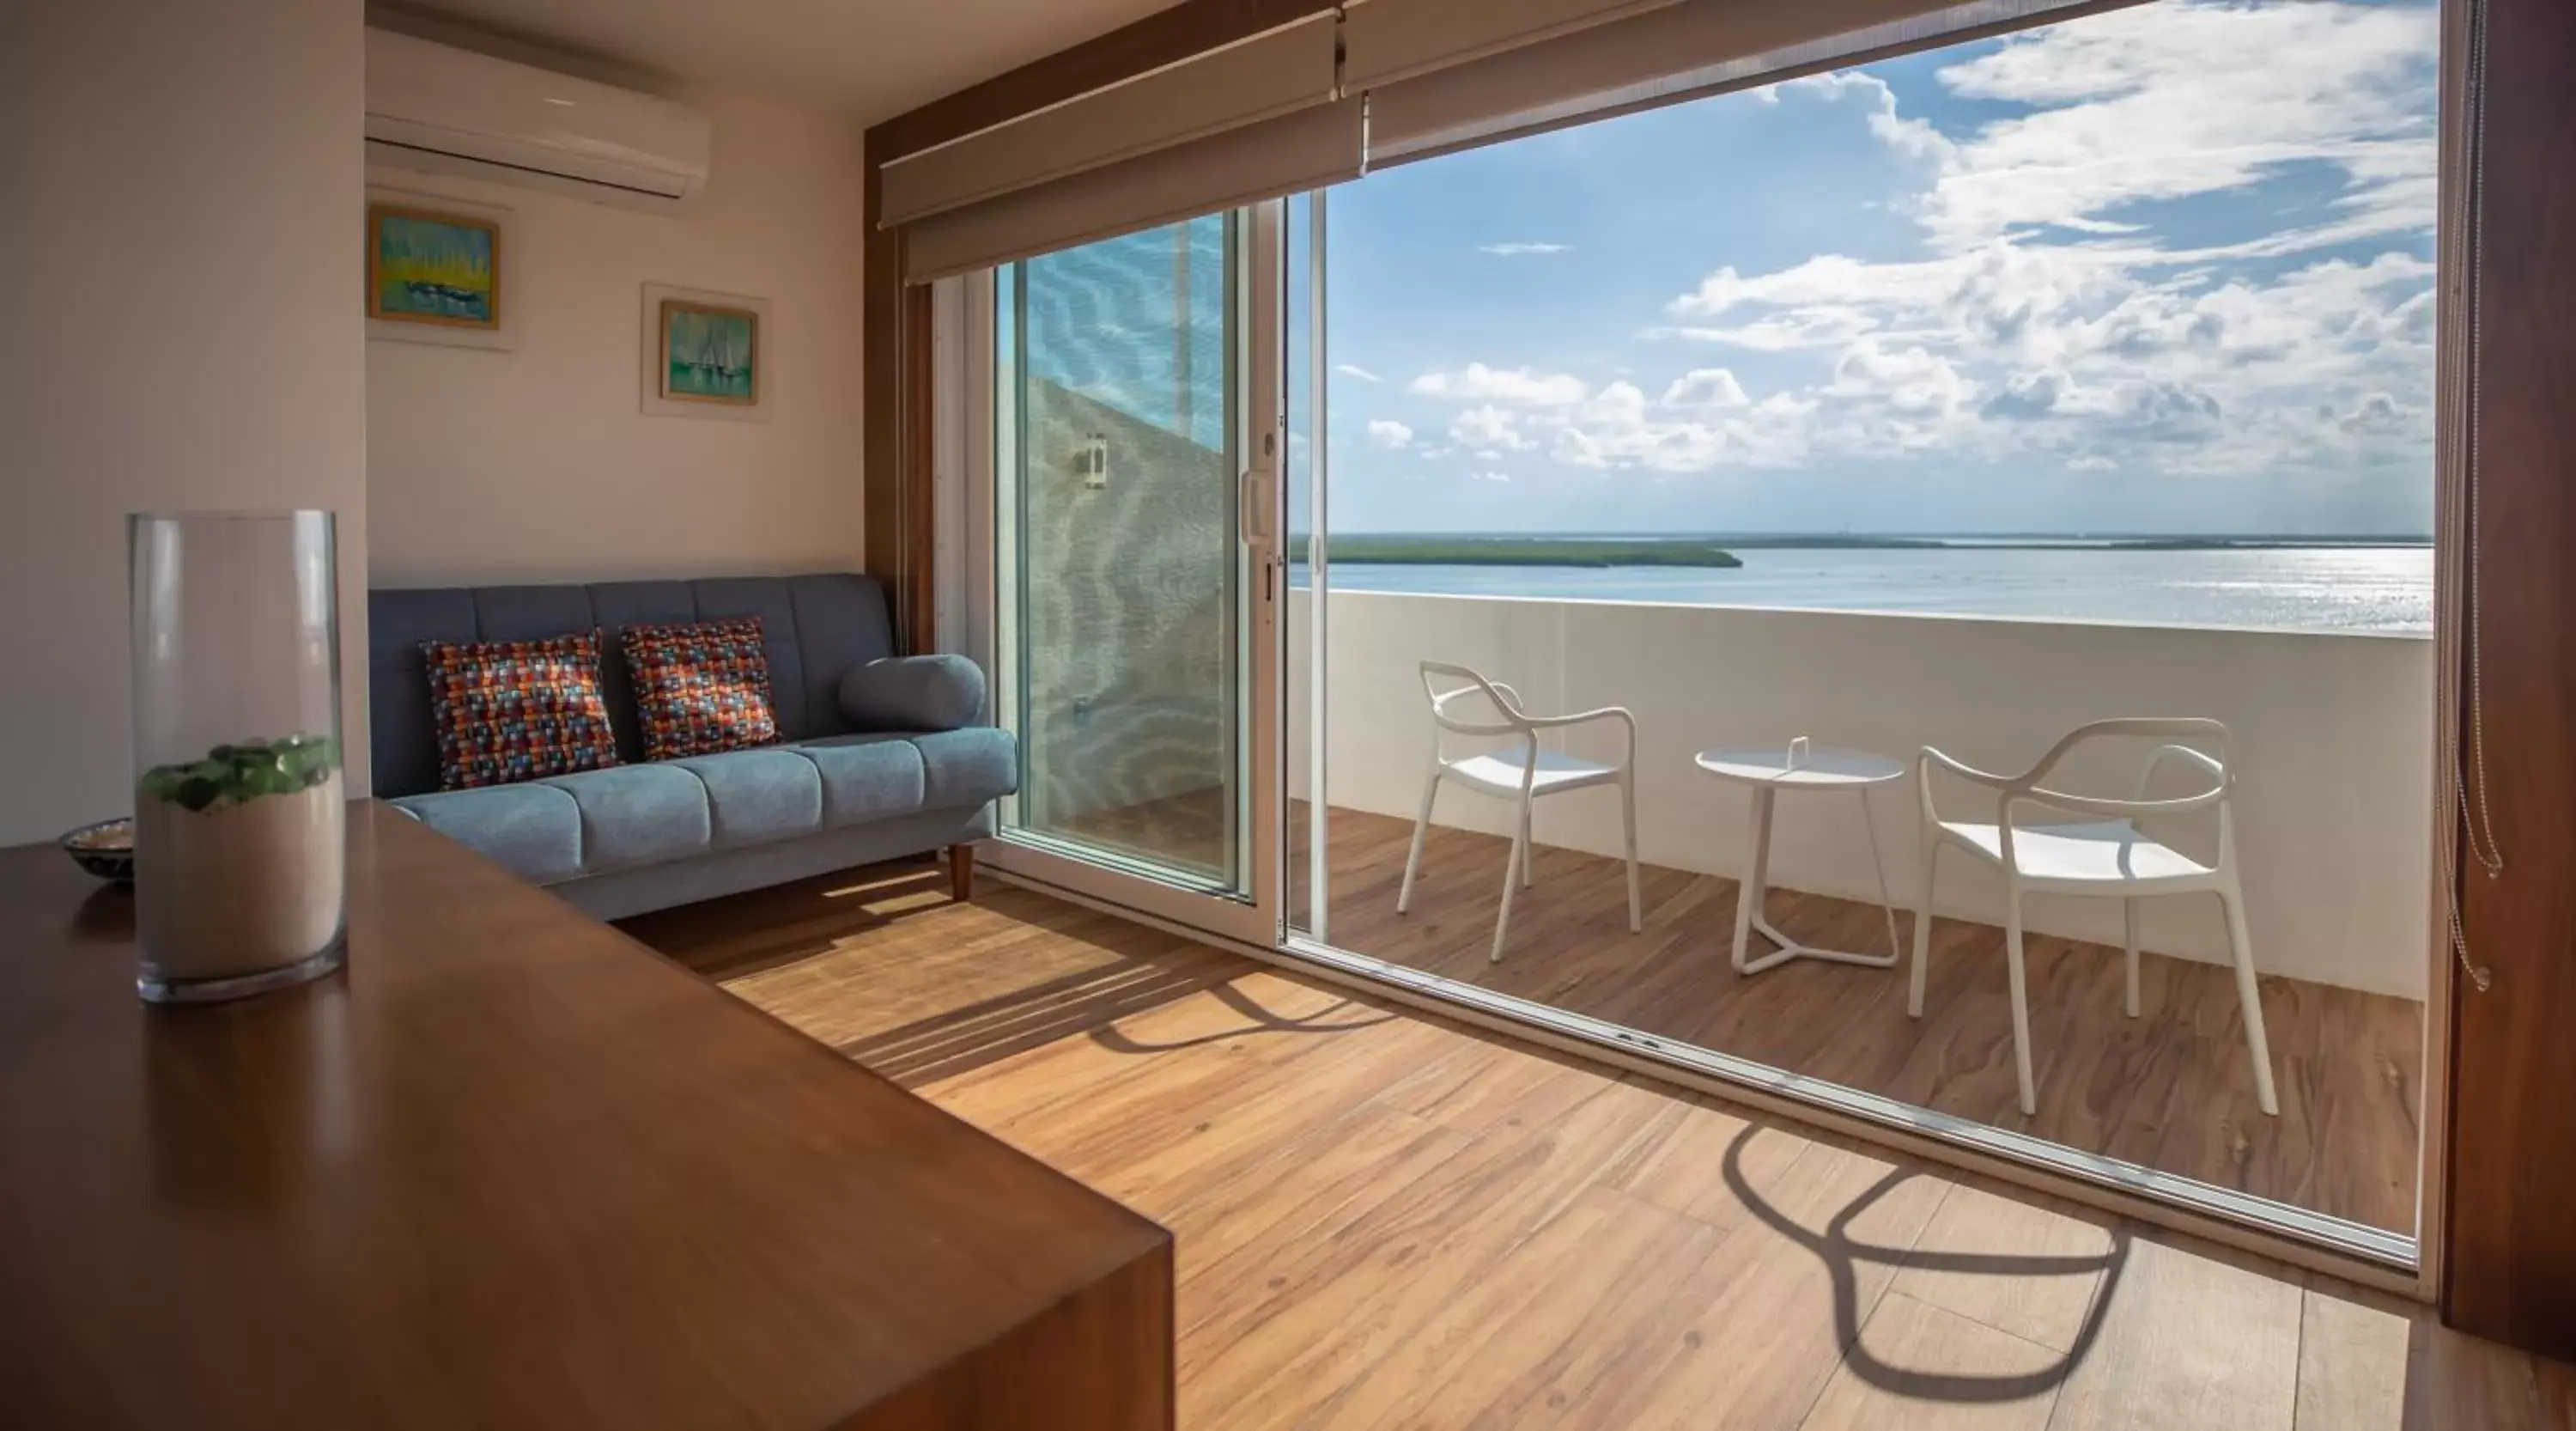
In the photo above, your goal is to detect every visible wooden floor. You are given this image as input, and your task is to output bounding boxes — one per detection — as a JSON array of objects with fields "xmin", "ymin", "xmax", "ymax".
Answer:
[
  {"xmin": 1301, "ymin": 806, "xmax": 2425, "ymax": 1236},
  {"xmin": 619, "ymin": 860, "xmax": 2570, "ymax": 1431}
]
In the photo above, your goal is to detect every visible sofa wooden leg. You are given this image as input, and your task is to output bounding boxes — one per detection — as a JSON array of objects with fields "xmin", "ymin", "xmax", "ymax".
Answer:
[{"xmin": 949, "ymin": 843, "xmax": 975, "ymax": 902}]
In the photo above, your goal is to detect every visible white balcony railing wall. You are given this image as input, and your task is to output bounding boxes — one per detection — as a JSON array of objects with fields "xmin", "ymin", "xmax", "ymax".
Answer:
[{"xmin": 1290, "ymin": 589, "xmax": 2433, "ymax": 1001}]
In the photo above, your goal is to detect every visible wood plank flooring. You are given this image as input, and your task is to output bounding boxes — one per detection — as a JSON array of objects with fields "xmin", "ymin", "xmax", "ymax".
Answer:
[
  {"xmin": 618, "ymin": 860, "xmax": 2569, "ymax": 1431},
  {"xmin": 1288, "ymin": 800, "xmax": 2421, "ymax": 1234}
]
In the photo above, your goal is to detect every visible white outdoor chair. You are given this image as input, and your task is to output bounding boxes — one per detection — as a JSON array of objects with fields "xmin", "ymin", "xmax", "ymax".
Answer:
[
  {"xmin": 1909, "ymin": 718, "xmax": 2277, "ymax": 1120},
  {"xmin": 1396, "ymin": 661, "xmax": 1642, "ymax": 963}
]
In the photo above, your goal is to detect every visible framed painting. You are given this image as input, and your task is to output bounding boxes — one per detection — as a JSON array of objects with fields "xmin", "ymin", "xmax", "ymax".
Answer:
[
  {"xmin": 368, "ymin": 204, "xmax": 501, "ymax": 329},
  {"xmin": 659, "ymin": 299, "xmax": 759, "ymax": 405},
  {"xmin": 641, "ymin": 283, "xmax": 774, "ymax": 422}
]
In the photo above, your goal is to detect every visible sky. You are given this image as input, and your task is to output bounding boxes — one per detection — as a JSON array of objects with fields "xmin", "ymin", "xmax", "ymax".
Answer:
[{"xmin": 1315, "ymin": 0, "xmax": 2440, "ymax": 537}]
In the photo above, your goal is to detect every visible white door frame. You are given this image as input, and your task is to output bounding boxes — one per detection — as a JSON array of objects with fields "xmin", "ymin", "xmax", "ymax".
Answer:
[{"xmin": 945, "ymin": 205, "xmax": 1286, "ymax": 950}]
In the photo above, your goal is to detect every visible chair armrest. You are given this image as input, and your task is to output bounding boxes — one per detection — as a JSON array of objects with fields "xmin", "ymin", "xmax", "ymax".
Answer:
[
  {"xmin": 1522, "ymin": 706, "xmax": 1637, "ymax": 764},
  {"xmin": 1919, "ymin": 746, "xmax": 2017, "ymax": 790},
  {"xmin": 1917, "ymin": 746, "xmax": 2016, "ymax": 828},
  {"xmin": 837, "ymin": 655, "xmax": 987, "ymax": 733}
]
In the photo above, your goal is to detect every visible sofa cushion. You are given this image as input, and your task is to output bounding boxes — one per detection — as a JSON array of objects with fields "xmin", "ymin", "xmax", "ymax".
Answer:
[
  {"xmin": 674, "ymin": 748, "xmax": 824, "ymax": 849},
  {"xmin": 796, "ymin": 728, "xmax": 1014, "ymax": 813},
  {"xmin": 691, "ymin": 580, "xmax": 814, "ymax": 742},
  {"xmin": 586, "ymin": 581, "xmax": 701, "ymax": 766},
  {"xmin": 909, "ymin": 728, "xmax": 1018, "ymax": 808},
  {"xmin": 622, "ymin": 618, "xmax": 781, "ymax": 761},
  {"xmin": 538, "ymin": 764, "xmax": 712, "ymax": 870},
  {"xmin": 391, "ymin": 782, "xmax": 584, "ymax": 884},
  {"xmin": 790, "ymin": 736, "xmax": 927, "ymax": 825},
  {"xmin": 838, "ymin": 655, "xmax": 987, "ymax": 733},
  {"xmin": 422, "ymin": 631, "xmax": 620, "ymax": 790}
]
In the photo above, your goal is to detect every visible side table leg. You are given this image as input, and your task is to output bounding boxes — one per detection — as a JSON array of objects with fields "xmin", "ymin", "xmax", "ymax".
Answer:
[
  {"xmin": 1861, "ymin": 789, "xmax": 1902, "ymax": 963},
  {"xmin": 1730, "ymin": 787, "xmax": 1775, "ymax": 972}
]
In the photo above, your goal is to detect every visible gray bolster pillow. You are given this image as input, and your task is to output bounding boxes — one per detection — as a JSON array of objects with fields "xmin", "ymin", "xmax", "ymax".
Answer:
[{"xmin": 836, "ymin": 655, "xmax": 987, "ymax": 732}]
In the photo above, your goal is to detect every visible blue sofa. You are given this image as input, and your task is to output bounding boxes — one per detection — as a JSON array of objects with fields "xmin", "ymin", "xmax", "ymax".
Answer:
[{"xmin": 368, "ymin": 573, "xmax": 1015, "ymax": 920}]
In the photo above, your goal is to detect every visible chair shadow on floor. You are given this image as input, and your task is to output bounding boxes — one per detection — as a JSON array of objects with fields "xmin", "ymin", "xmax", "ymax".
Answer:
[
  {"xmin": 630, "ymin": 858, "xmax": 958, "ymax": 984},
  {"xmin": 1724, "ymin": 1123, "xmax": 2129, "ymax": 1404},
  {"xmin": 841, "ymin": 925, "xmax": 1394, "ymax": 1087}
]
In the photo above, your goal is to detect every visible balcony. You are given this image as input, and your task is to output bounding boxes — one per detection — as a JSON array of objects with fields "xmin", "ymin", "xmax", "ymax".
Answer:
[{"xmin": 1285, "ymin": 588, "xmax": 2430, "ymax": 1239}]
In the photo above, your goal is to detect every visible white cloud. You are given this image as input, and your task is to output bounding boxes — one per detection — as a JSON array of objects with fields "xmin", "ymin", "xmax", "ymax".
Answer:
[
  {"xmin": 1827, "ymin": 342, "xmax": 1972, "ymax": 416},
  {"xmin": 1529, "ymin": 374, "xmax": 1808, "ymax": 474},
  {"xmin": 1365, "ymin": 417, "xmax": 1413, "ymax": 448},
  {"xmin": 1660, "ymin": 368, "xmax": 1750, "ymax": 409},
  {"xmin": 1336, "ymin": 363, "xmax": 1384, "ymax": 383},
  {"xmin": 1651, "ymin": 308, "xmax": 1880, "ymax": 351},
  {"xmin": 1912, "ymin": 0, "xmax": 2436, "ymax": 252},
  {"xmin": 1580, "ymin": 381, "xmax": 1649, "ymax": 426},
  {"xmin": 1478, "ymin": 241, "xmax": 1573, "ymax": 257},
  {"xmin": 1449, "ymin": 404, "xmax": 1535, "ymax": 452},
  {"xmin": 1780, "ymin": 71, "xmax": 1951, "ymax": 164},
  {"xmin": 1409, "ymin": 362, "xmax": 1590, "ymax": 405},
  {"xmin": 1468, "ymin": 470, "xmax": 1513, "ymax": 483}
]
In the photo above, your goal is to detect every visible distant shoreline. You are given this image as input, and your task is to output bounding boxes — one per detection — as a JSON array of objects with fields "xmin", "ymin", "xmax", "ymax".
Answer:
[
  {"xmin": 1296, "ymin": 536, "xmax": 1744, "ymax": 568},
  {"xmin": 1292, "ymin": 533, "xmax": 2430, "ymax": 566}
]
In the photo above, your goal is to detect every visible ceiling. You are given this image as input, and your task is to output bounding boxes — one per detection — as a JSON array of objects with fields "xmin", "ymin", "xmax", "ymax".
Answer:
[{"xmin": 392, "ymin": 0, "xmax": 1186, "ymax": 125}]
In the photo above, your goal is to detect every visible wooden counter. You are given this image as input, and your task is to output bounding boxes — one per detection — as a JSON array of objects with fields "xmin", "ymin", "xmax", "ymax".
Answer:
[{"xmin": 0, "ymin": 802, "xmax": 1172, "ymax": 1430}]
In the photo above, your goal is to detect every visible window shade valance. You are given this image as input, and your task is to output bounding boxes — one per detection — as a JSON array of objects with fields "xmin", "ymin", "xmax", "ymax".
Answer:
[
  {"xmin": 1337, "ymin": 0, "xmax": 1686, "ymax": 91},
  {"xmin": 884, "ymin": 0, "xmax": 2142, "ymax": 280},
  {"xmin": 1366, "ymin": 0, "xmax": 2136, "ymax": 166},
  {"xmin": 880, "ymin": 12, "xmax": 1341, "ymax": 231},
  {"xmin": 901, "ymin": 99, "xmax": 1365, "ymax": 283}
]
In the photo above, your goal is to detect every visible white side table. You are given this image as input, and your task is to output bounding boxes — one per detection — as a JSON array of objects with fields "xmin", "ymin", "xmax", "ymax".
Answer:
[{"xmin": 1696, "ymin": 739, "xmax": 1906, "ymax": 976}]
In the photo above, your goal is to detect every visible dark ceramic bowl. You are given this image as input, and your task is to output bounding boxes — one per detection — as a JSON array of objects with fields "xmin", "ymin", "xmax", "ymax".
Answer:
[{"xmin": 61, "ymin": 818, "xmax": 135, "ymax": 884}]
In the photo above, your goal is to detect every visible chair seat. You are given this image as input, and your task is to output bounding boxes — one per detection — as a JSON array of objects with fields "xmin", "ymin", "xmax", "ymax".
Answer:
[
  {"xmin": 1443, "ymin": 748, "xmax": 1620, "ymax": 796},
  {"xmin": 1938, "ymin": 819, "xmax": 2213, "ymax": 885}
]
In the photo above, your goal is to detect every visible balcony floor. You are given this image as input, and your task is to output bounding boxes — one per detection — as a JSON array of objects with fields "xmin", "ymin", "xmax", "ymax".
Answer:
[{"xmin": 1287, "ymin": 802, "xmax": 2421, "ymax": 1237}]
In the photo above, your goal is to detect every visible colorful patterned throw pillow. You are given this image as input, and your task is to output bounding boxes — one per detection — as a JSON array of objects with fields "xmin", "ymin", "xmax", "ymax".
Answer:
[
  {"xmin": 622, "ymin": 618, "xmax": 781, "ymax": 762},
  {"xmin": 422, "ymin": 631, "xmax": 621, "ymax": 790}
]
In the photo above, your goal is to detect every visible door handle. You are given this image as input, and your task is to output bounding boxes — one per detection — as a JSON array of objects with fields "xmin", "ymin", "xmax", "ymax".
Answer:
[{"xmin": 1238, "ymin": 465, "xmax": 1272, "ymax": 548}]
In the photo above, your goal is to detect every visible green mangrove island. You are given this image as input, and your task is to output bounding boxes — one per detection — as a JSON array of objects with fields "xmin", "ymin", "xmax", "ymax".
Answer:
[{"xmin": 1291, "ymin": 535, "xmax": 1744, "ymax": 568}]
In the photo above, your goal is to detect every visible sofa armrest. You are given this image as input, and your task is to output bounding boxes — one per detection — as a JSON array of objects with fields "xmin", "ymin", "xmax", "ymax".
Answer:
[{"xmin": 837, "ymin": 655, "xmax": 988, "ymax": 732}]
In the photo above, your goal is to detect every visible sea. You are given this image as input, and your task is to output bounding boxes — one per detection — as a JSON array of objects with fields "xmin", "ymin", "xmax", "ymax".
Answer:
[{"xmin": 1293, "ymin": 543, "xmax": 2434, "ymax": 636}]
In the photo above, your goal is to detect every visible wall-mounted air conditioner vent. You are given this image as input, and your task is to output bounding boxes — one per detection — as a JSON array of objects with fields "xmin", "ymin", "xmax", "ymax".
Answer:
[{"xmin": 365, "ymin": 27, "xmax": 711, "ymax": 213}]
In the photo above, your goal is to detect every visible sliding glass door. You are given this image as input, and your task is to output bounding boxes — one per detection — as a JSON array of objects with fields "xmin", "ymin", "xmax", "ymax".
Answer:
[
  {"xmin": 986, "ymin": 210, "xmax": 1284, "ymax": 944},
  {"xmin": 945, "ymin": 0, "xmax": 2439, "ymax": 1290}
]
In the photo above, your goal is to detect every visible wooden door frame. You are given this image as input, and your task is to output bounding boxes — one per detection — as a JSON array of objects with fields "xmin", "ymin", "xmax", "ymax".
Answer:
[
  {"xmin": 857, "ymin": 0, "xmax": 2576, "ymax": 1359},
  {"xmin": 2435, "ymin": 0, "xmax": 2576, "ymax": 1362}
]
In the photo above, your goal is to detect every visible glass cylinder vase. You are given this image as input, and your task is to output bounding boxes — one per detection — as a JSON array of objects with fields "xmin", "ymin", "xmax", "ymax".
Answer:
[{"xmin": 129, "ymin": 511, "xmax": 346, "ymax": 1004}]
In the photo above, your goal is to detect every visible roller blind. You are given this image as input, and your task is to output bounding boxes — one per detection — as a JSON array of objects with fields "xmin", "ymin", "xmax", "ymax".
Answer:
[
  {"xmin": 1339, "ymin": 0, "xmax": 1686, "ymax": 90},
  {"xmin": 882, "ymin": 13, "xmax": 1340, "ymax": 229},
  {"xmin": 902, "ymin": 99, "xmax": 1364, "ymax": 283},
  {"xmin": 885, "ymin": 0, "xmax": 2132, "ymax": 280},
  {"xmin": 1367, "ymin": 0, "xmax": 2137, "ymax": 165}
]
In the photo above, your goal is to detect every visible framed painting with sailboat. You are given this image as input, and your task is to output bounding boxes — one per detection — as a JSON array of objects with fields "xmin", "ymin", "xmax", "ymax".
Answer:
[
  {"xmin": 640, "ymin": 283, "xmax": 773, "ymax": 422},
  {"xmin": 659, "ymin": 300, "xmax": 757, "ymax": 404}
]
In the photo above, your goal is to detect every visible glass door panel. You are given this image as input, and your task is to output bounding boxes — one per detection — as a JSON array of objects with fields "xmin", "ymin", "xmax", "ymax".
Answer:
[{"xmin": 992, "ymin": 213, "xmax": 1279, "ymax": 939}]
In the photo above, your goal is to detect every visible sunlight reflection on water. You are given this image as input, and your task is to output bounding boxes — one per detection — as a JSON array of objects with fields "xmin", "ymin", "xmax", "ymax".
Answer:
[{"xmin": 1297, "ymin": 546, "xmax": 2433, "ymax": 634}]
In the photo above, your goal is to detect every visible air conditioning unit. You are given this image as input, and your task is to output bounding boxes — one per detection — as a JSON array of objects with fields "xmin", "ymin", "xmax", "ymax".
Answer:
[{"xmin": 365, "ymin": 27, "xmax": 711, "ymax": 213}]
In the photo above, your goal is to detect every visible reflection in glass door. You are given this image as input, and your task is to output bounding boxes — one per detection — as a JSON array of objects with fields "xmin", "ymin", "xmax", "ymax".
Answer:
[{"xmin": 992, "ymin": 213, "xmax": 1277, "ymax": 935}]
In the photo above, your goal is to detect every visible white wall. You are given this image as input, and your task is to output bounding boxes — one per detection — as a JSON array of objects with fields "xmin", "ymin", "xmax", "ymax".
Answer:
[
  {"xmin": 365, "ymin": 87, "xmax": 868, "ymax": 588},
  {"xmin": 0, "ymin": 0, "xmax": 371, "ymax": 844},
  {"xmin": 1293, "ymin": 592, "xmax": 2434, "ymax": 1000}
]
